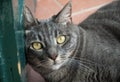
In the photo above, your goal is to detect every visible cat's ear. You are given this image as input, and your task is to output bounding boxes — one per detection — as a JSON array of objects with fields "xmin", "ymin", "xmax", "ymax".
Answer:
[
  {"xmin": 53, "ymin": 1, "xmax": 72, "ymax": 25},
  {"xmin": 23, "ymin": 6, "xmax": 38, "ymax": 28}
]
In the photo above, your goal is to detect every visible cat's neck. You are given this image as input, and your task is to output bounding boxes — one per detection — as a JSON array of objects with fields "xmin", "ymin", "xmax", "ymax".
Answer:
[{"xmin": 72, "ymin": 26, "xmax": 87, "ymax": 59}]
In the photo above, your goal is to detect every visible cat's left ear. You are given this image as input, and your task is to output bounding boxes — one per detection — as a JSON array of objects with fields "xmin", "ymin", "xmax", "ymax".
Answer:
[
  {"xmin": 23, "ymin": 6, "xmax": 38, "ymax": 28},
  {"xmin": 53, "ymin": 1, "xmax": 72, "ymax": 25}
]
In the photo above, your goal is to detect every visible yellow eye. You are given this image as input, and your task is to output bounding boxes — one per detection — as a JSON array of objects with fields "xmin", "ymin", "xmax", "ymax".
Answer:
[
  {"xmin": 32, "ymin": 42, "xmax": 42, "ymax": 50},
  {"xmin": 57, "ymin": 35, "xmax": 66, "ymax": 44}
]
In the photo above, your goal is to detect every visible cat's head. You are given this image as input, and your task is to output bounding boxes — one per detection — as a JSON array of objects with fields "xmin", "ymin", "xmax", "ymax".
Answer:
[{"xmin": 24, "ymin": 1, "xmax": 80, "ymax": 72}]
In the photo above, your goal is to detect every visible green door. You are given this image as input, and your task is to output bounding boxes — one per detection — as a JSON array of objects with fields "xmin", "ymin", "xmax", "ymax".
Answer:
[{"xmin": 0, "ymin": 0, "xmax": 26, "ymax": 82}]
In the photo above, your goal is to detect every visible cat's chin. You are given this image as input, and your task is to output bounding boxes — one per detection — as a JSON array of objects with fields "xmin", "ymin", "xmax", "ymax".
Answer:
[
  {"xmin": 50, "ymin": 58, "xmax": 69, "ymax": 70},
  {"xmin": 52, "ymin": 63, "xmax": 63, "ymax": 70}
]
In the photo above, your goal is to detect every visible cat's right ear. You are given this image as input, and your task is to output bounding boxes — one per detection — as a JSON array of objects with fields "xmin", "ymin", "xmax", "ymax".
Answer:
[
  {"xmin": 23, "ymin": 6, "xmax": 38, "ymax": 28},
  {"xmin": 52, "ymin": 0, "xmax": 72, "ymax": 25}
]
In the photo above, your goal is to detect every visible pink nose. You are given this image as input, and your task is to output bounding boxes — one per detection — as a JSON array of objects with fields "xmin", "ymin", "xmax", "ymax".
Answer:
[{"xmin": 49, "ymin": 54, "xmax": 57, "ymax": 60}]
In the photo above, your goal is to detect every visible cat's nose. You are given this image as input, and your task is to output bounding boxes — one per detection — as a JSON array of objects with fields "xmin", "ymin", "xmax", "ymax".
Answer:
[
  {"xmin": 47, "ymin": 47, "xmax": 57, "ymax": 60},
  {"xmin": 49, "ymin": 54, "xmax": 57, "ymax": 61}
]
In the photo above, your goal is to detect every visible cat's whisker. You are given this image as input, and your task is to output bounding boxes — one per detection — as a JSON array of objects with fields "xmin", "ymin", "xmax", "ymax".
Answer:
[
  {"xmin": 68, "ymin": 57, "xmax": 95, "ymax": 64},
  {"xmin": 68, "ymin": 57, "xmax": 97, "ymax": 69},
  {"xmin": 39, "ymin": 60, "xmax": 47, "ymax": 63},
  {"xmin": 69, "ymin": 58, "xmax": 95, "ymax": 72}
]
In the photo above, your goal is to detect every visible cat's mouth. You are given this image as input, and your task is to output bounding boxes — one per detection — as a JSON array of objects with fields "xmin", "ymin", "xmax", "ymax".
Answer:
[
  {"xmin": 52, "ymin": 62, "xmax": 63, "ymax": 70},
  {"xmin": 51, "ymin": 58, "xmax": 70, "ymax": 70},
  {"xmin": 34, "ymin": 56, "xmax": 69, "ymax": 70}
]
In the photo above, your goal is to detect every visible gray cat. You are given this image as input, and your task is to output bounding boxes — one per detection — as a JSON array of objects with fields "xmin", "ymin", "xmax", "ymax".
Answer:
[{"xmin": 24, "ymin": 1, "xmax": 120, "ymax": 82}]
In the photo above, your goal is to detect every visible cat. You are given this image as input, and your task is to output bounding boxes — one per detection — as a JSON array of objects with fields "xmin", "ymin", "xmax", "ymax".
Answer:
[{"xmin": 24, "ymin": 1, "xmax": 120, "ymax": 82}]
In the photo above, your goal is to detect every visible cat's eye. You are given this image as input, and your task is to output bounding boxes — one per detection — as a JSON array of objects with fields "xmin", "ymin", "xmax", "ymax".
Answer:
[
  {"xmin": 31, "ymin": 42, "xmax": 43, "ymax": 50},
  {"xmin": 57, "ymin": 35, "xmax": 66, "ymax": 44}
]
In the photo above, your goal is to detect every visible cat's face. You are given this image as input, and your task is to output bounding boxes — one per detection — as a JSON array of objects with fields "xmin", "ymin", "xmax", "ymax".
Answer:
[
  {"xmin": 24, "ymin": 2, "xmax": 79, "ymax": 71},
  {"xmin": 25, "ymin": 22, "xmax": 79, "ymax": 70}
]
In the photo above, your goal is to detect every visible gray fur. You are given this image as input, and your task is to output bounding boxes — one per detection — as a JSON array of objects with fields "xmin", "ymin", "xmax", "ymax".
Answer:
[{"xmin": 24, "ymin": 1, "xmax": 120, "ymax": 82}]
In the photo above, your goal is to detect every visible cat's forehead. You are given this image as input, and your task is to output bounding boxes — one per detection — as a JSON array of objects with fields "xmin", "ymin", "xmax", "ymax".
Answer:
[
  {"xmin": 28, "ymin": 20, "xmax": 68, "ymax": 32},
  {"xmin": 38, "ymin": 20, "xmax": 67, "ymax": 29}
]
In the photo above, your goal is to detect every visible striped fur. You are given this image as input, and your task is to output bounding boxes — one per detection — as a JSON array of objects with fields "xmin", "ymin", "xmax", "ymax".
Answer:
[{"xmin": 24, "ymin": 1, "xmax": 120, "ymax": 82}]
